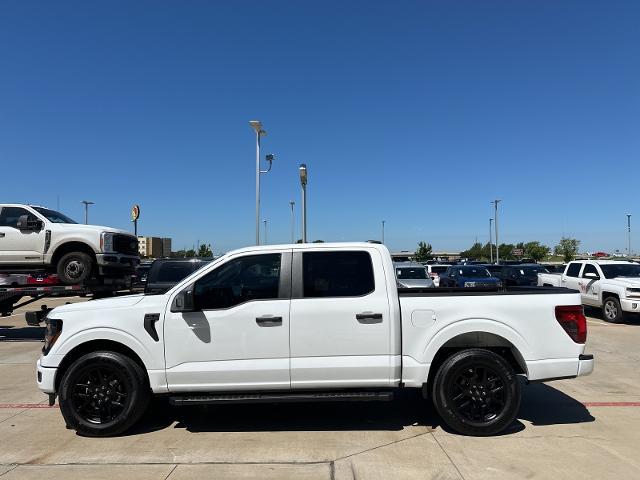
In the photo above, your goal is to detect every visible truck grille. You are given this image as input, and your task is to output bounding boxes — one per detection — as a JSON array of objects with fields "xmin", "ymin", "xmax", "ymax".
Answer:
[{"xmin": 113, "ymin": 234, "xmax": 138, "ymax": 256}]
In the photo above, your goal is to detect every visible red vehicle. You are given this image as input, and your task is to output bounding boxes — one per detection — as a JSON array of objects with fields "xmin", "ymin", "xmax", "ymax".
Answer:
[
  {"xmin": 593, "ymin": 252, "xmax": 610, "ymax": 258},
  {"xmin": 26, "ymin": 274, "xmax": 59, "ymax": 285}
]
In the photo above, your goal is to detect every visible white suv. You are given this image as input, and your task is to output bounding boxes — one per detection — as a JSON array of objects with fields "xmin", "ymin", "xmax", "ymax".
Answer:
[{"xmin": 0, "ymin": 204, "xmax": 139, "ymax": 285}]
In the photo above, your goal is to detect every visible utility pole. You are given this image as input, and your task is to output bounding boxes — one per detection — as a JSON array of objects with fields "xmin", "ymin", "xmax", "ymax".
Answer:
[
  {"xmin": 249, "ymin": 121, "xmax": 274, "ymax": 245},
  {"xmin": 289, "ymin": 201, "xmax": 295, "ymax": 243},
  {"xmin": 489, "ymin": 218, "xmax": 494, "ymax": 263},
  {"xmin": 382, "ymin": 220, "xmax": 386, "ymax": 244},
  {"xmin": 81, "ymin": 200, "xmax": 94, "ymax": 225},
  {"xmin": 263, "ymin": 219, "xmax": 268, "ymax": 245},
  {"xmin": 492, "ymin": 200, "xmax": 501, "ymax": 264},
  {"xmin": 299, "ymin": 164, "xmax": 308, "ymax": 243},
  {"xmin": 628, "ymin": 214, "xmax": 632, "ymax": 257}
]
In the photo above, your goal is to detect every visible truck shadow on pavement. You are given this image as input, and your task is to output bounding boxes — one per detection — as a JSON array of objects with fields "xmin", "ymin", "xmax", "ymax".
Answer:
[
  {"xmin": 585, "ymin": 307, "xmax": 640, "ymax": 325},
  {"xmin": 126, "ymin": 381, "xmax": 594, "ymax": 437},
  {"xmin": 0, "ymin": 324, "xmax": 45, "ymax": 341}
]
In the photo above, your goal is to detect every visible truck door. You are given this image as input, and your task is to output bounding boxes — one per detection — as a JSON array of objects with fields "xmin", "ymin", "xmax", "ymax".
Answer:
[
  {"xmin": 0, "ymin": 207, "xmax": 46, "ymax": 265},
  {"xmin": 289, "ymin": 248, "xmax": 392, "ymax": 388},
  {"xmin": 561, "ymin": 262, "xmax": 582, "ymax": 292},
  {"xmin": 164, "ymin": 250, "xmax": 292, "ymax": 391},
  {"xmin": 580, "ymin": 263, "xmax": 601, "ymax": 306}
]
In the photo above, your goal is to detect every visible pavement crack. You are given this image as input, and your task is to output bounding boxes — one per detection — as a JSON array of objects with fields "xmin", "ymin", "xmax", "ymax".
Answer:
[
  {"xmin": 332, "ymin": 428, "xmax": 433, "ymax": 463},
  {"xmin": 431, "ymin": 432, "xmax": 466, "ymax": 480},
  {"xmin": 0, "ymin": 465, "xmax": 18, "ymax": 478},
  {"xmin": 163, "ymin": 464, "xmax": 178, "ymax": 480}
]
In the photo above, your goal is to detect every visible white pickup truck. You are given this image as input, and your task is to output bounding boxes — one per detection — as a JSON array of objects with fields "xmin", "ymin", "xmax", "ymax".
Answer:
[
  {"xmin": 538, "ymin": 260, "xmax": 640, "ymax": 323},
  {"xmin": 0, "ymin": 204, "xmax": 139, "ymax": 285},
  {"xmin": 36, "ymin": 242, "xmax": 593, "ymax": 437}
]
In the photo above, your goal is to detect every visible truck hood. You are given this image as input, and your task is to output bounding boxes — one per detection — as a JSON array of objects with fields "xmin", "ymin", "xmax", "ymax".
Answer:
[
  {"xmin": 50, "ymin": 294, "xmax": 146, "ymax": 314},
  {"xmin": 605, "ymin": 277, "xmax": 640, "ymax": 287},
  {"xmin": 49, "ymin": 223, "xmax": 134, "ymax": 236}
]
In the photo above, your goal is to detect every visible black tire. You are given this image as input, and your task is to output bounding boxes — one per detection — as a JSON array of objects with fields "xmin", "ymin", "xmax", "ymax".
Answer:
[
  {"xmin": 602, "ymin": 296, "xmax": 624, "ymax": 323},
  {"xmin": 59, "ymin": 351, "xmax": 150, "ymax": 437},
  {"xmin": 57, "ymin": 252, "xmax": 93, "ymax": 285},
  {"xmin": 431, "ymin": 349, "xmax": 520, "ymax": 436}
]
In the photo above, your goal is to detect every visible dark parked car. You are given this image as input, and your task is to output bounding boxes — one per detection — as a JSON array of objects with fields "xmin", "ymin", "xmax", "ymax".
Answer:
[
  {"xmin": 131, "ymin": 262, "xmax": 153, "ymax": 291},
  {"xmin": 438, "ymin": 265, "xmax": 502, "ymax": 288},
  {"xmin": 144, "ymin": 258, "xmax": 211, "ymax": 295},
  {"xmin": 491, "ymin": 264, "xmax": 549, "ymax": 286}
]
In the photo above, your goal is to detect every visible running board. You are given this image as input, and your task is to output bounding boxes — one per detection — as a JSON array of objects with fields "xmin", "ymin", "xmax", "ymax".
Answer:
[{"xmin": 169, "ymin": 391, "xmax": 394, "ymax": 406}]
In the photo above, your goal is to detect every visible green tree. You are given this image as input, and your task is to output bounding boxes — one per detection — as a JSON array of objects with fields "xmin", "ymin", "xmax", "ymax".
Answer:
[
  {"xmin": 498, "ymin": 243, "xmax": 516, "ymax": 260},
  {"xmin": 197, "ymin": 243, "xmax": 213, "ymax": 257},
  {"xmin": 414, "ymin": 241, "xmax": 433, "ymax": 262},
  {"xmin": 460, "ymin": 242, "xmax": 484, "ymax": 260},
  {"xmin": 555, "ymin": 237, "xmax": 581, "ymax": 263},
  {"xmin": 524, "ymin": 241, "xmax": 551, "ymax": 262}
]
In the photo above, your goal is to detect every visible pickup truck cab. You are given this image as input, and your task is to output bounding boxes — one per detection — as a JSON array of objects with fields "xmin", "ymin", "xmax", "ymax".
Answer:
[
  {"xmin": 0, "ymin": 204, "xmax": 139, "ymax": 284},
  {"xmin": 538, "ymin": 260, "xmax": 640, "ymax": 323},
  {"xmin": 37, "ymin": 243, "xmax": 593, "ymax": 437}
]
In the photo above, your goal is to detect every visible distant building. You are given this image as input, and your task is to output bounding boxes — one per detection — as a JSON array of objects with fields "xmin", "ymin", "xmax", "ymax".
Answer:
[{"xmin": 137, "ymin": 236, "xmax": 172, "ymax": 258}]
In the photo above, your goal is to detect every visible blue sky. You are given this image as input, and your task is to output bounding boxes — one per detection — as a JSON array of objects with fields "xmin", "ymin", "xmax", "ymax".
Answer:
[{"xmin": 1, "ymin": 1, "xmax": 638, "ymax": 254}]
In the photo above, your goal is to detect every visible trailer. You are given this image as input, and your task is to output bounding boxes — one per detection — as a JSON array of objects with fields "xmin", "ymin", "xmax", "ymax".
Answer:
[{"xmin": 1, "ymin": 281, "xmax": 127, "ymax": 325}]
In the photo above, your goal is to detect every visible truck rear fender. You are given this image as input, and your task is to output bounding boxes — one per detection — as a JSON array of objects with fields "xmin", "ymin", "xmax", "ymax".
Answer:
[{"xmin": 404, "ymin": 319, "xmax": 531, "ymax": 387}]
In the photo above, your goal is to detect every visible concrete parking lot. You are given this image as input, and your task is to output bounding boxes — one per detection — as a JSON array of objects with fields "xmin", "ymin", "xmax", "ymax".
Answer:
[{"xmin": 1, "ymin": 297, "xmax": 639, "ymax": 479}]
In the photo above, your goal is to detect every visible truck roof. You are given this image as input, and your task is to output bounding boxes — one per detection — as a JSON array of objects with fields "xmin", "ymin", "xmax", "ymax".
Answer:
[
  {"xmin": 223, "ymin": 242, "xmax": 389, "ymax": 257},
  {"xmin": 574, "ymin": 260, "xmax": 635, "ymax": 265}
]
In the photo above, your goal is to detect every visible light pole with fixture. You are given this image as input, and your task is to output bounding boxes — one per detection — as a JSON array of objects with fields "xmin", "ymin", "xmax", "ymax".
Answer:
[
  {"xmin": 492, "ymin": 200, "xmax": 501, "ymax": 264},
  {"xmin": 289, "ymin": 201, "xmax": 295, "ymax": 243},
  {"xmin": 249, "ymin": 120, "xmax": 274, "ymax": 245},
  {"xmin": 81, "ymin": 200, "xmax": 94, "ymax": 225},
  {"xmin": 489, "ymin": 218, "xmax": 494, "ymax": 263},
  {"xmin": 382, "ymin": 220, "xmax": 386, "ymax": 244},
  {"xmin": 299, "ymin": 164, "xmax": 308, "ymax": 243}
]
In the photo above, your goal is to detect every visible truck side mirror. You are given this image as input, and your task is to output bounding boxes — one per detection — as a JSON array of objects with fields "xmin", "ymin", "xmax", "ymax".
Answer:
[
  {"xmin": 16, "ymin": 215, "xmax": 43, "ymax": 231},
  {"xmin": 584, "ymin": 272, "xmax": 599, "ymax": 280},
  {"xmin": 171, "ymin": 287, "xmax": 195, "ymax": 312}
]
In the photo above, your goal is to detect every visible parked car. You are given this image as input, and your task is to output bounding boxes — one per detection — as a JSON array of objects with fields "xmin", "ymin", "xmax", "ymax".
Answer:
[
  {"xmin": 131, "ymin": 262, "xmax": 153, "ymax": 291},
  {"xmin": 0, "ymin": 204, "xmax": 139, "ymax": 285},
  {"xmin": 538, "ymin": 260, "xmax": 640, "ymax": 323},
  {"xmin": 425, "ymin": 264, "xmax": 448, "ymax": 287},
  {"xmin": 26, "ymin": 274, "xmax": 59, "ymax": 285},
  {"xmin": 438, "ymin": 265, "xmax": 503, "ymax": 288},
  {"xmin": 37, "ymin": 242, "xmax": 593, "ymax": 437},
  {"xmin": 494, "ymin": 264, "xmax": 549, "ymax": 287},
  {"xmin": 394, "ymin": 262, "xmax": 435, "ymax": 288},
  {"xmin": 541, "ymin": 264, "xmax": 565, "ymax": 273},
  {"xmin": 144, "ymin": 258, "xmax": 211, "ymax": 295}
]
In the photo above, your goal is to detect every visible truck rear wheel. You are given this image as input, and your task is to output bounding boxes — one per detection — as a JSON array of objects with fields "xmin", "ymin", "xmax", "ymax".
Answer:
[
  {"xmin": 58, "ymin": 351, "xmax": 149, "ymax": 437},
  {"xmin": 57, "ymin": 252, "xmax": 93, "ymax": 285},
  {"xmin": 431, "ymin": 349, "xmax": 520, "ymax": 436},
  {"xmin": 602, "ymin": 297, "xmax": 623, "ymax": 323}
]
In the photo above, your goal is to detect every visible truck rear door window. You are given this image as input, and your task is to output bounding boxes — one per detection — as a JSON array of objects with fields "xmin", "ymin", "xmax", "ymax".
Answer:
[
  {"xmin": 566, "ymin": 263, "xmax": 582, "ymax": 277},
  {"xmin": 302, "ymin": 251, "xmax": 374, "ymax": 298}
]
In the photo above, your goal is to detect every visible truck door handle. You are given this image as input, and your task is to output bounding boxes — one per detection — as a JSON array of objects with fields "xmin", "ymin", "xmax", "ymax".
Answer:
[
  {"xmin": 356, "ymin": 312, "xmax": 383, "ymax": 323},
  {"xmin": 255, "ymin": 315, "xmax": 282, "ymax": 327},
  {"xmin": 0, "ymin": 233, "xmax": 5, "ymax": 238}
]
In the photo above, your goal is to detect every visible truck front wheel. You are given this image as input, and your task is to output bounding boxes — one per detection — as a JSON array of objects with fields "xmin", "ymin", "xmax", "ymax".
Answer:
[
  {"xmin": 602, "ymin": 297, "xmax": 623, "ymax": 323},
  {"xmin": 56, "ymin": 252, "xmax": 93, "ymax": 285},
  {"xmin": 58, "ymin": 351, "xmax": 150, "ymax": 437},
  {"xmin": 431, "ymin": 349, "xmax": 521, "ymax": 436}
]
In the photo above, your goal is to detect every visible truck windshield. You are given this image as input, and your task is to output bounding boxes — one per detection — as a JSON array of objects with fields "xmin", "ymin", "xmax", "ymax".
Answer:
[
  {"xmin": 32, "ymin": 207, "xmax": 77, "ymax": 224},
  {"xmin": 396, "ymin": 268, "xmax": 428, "ymax": 279},
  {"xmin": 600, "ymin": 264, "xmax": 640, "ymax": 279}
]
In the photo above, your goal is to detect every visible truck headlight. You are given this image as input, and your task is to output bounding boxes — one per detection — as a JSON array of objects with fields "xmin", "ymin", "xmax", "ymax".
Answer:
[
  {"xmin": 43, "ymin": 319, "xmax": 63, "ymax": 355},
  {"xmin": 101, "ymin": 232, "xmax": 114, "ymax": 253},
  {"xmin": 626, "ymin": 288, "xmax": 640, "ymax": 298}
]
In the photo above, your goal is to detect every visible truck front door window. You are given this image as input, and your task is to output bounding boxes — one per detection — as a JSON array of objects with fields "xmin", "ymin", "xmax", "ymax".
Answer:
[
  {"xmin": 194, "ymin": 254, "xmax": 281, "ymax": 309},
  {"xmin": 0, "ymin": 207, "xmax": 31, "ymax": 228}
]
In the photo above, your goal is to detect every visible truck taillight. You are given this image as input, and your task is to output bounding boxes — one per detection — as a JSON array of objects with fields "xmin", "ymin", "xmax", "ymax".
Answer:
[{"xmin": 555, "ymin": 305, "xmax": 587, "ymax": 343}]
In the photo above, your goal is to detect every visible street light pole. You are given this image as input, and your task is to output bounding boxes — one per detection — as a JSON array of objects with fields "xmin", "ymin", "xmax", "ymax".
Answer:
[
  {"xmin": 627, "ymin": 214, "xmax": 632, "ymax": 257},
  {"xmin": 299, "ymin": 164, "xmax": 308, "ymax": 243},
  {"xmin": 489, "ymin": 218, "xmax": 494, "ymax": 263},
  {"xmin": 81, "ymin": 200, "xmax": 94, "ymax": 225},
  {"xmin": 492, "ymin": 200, "xmax": 501, "ymax": 264},
  {"xmin": 382, "ymin": 220, "xmax": 386, "ymax": 244},
  {"xmin": 289, "ymin": 201, "xmax": 295, "ymax": 243},
  {"xmin": 250, "ymin": 120, "xmax": 273, "ymax": 245},
  {"xmin": 263, "ymin": 220, "xmax": 267, "ymax": 245}
]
